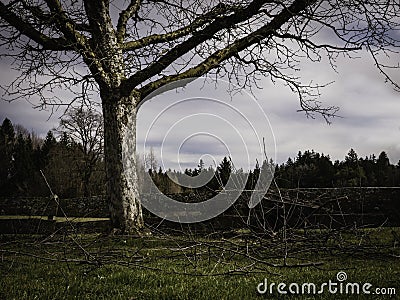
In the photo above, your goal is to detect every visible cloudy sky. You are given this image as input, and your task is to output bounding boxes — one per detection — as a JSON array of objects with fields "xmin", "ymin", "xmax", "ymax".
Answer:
[{"xmin": 1, "ymin": 47, "xmax": 400, "ymax": 171}]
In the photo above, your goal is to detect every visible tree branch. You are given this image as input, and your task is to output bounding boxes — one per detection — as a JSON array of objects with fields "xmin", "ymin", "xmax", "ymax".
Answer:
[
  {"xmin": 117, "ymin": 0, "xmax": 141, "ymax": 44},
  {"xmin": 82, "ymin": 0, "xmax": 114, "ymax": 38},
  {"xmin": 123, "ymin": 0, "xmax": 277, "ymax": 92},
  {"xmin": 43, "ymin": 0, "xmax": 116, "ymax": 86},
  {"xmin": 272, "ymin": 32, "xmax": 362, "ymax": 51},
  {"xmin": 0, "ymin": 1, "xmax": 72, "ymax": 50},
  {"xmin": 122, "ymin": 2, "xmax": 237, "ymax": 51},
  {"xmin": 43, "ymin": 0, "xmax": 88, "ymax": 46},
  {"xmin": 137, "ymin": 0, "xmax": 318, "ymax": 101}
]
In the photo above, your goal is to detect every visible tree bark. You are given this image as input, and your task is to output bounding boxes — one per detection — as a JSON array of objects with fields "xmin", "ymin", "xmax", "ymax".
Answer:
[{"xmin": 101, "ymin": 90, "xmax": 144, "ymax": 234}]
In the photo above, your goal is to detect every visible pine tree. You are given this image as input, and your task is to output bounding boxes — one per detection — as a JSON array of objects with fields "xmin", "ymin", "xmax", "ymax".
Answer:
[
  {"xmin": 377, "ymin": 151, "xmax": 391, "ymax": 186},
  {"xmin": 12, "ymin": 133, "xmax": 35, "ymax": 194},
  {"xmin": 0, "ymin": 118, "xmax": 15, "ymax": 195},
  {"xmin": 38, "ymin": 130, "xmax": 57, "ymax": 169},
  {"xmin": 217, "ymin": 157, "xmax": 232, "ymax": 188}
]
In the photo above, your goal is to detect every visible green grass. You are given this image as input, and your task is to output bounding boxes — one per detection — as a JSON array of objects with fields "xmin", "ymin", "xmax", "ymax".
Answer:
[
  {"xmin": 0, "ymin": 215, "xmax": 110, "ymax": 222},
  {"xmin": 1, "ymin": 228, "xmax": 399, "ymax": 299}
]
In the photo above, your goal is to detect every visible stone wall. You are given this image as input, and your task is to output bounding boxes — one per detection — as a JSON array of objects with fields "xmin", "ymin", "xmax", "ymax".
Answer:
[{"xmin": 0, "ymin": 196, "xmax": 109, "ymax": 217}]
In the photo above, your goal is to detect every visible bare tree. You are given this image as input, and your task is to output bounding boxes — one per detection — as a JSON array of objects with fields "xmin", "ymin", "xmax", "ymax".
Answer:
[
  {"xmin": 58, "ymin": 105, "xmax": 103, "ymax": 196},
  {"xmin": 0, "ymin": 0, "xmax": 399, "ymax": 234},
  {"xmin": 144, "ymin": 146, "xmax": 158, "ymax": 174}
]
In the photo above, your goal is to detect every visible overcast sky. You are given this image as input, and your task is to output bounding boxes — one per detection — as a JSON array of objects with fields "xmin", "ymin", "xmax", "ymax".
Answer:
[{"xmin": 1, "ymin": 48, "xmax": 400, "ymax": 170}]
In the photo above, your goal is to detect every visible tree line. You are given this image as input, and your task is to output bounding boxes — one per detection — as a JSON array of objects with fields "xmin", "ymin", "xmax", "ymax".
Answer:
[
  {"xmin": 0, "ymin": 108, "xmax": 104, "ymax": 197},
  {"xmin": 275, "ymin": 149, "xmax": 400, "ymax": 188},
  {"xmin": 1, "ymin": 116, "xmax": 400, "ymax": 198},
  {"xmin": 151, "ymin": 149, "xmax": 400, "ymax": 195}
]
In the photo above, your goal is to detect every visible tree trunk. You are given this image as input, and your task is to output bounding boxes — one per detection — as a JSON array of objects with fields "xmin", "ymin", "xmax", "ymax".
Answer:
[{"xmin": 102, "ymin": 90, "xmax": 144, "ymax": 234}]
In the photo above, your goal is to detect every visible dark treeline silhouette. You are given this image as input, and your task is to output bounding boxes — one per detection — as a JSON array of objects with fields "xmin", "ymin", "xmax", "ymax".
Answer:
[
  {"xmin": 144, "ymin": 156, "xmax": 237, "ymax": 196},
  {"xmin": 1, "ymin": 117, "xmax": 400, "ymax": 198},
  {"xmin": 275, "ymin": 149, "xmax": 400, "ymax": 188},
  {"xmin": 0, "ymin": 118, "xmax": 105, "ymax": 197},
  {"xmin": 147, "ymin": 148, "xmax": 400, "ymax": 196}
]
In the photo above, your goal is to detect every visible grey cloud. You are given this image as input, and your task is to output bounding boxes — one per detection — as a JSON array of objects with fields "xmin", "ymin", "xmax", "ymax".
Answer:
[{"xmin": 0, "ymin": 99, "xmax": 61, "ymax": 137}]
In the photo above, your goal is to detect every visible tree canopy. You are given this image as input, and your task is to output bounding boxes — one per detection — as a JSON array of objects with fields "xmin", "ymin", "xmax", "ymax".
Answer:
[{"xmin": 1, "ymin": 1, "xmax": 398, "ymax": 112}]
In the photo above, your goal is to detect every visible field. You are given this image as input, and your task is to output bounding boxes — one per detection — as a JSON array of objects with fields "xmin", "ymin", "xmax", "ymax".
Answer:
[{"xmin": 1, "ymin": 226, "xmax": 399, "ymax": 299}]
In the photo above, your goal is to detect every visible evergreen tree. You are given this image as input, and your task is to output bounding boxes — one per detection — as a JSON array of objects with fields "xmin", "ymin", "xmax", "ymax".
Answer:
[
  {"xmin": 359, "ymin": 156, "xmax": 377, "ymax": 186},
  {"xmin": 11, "ymin": 133, "xmax": 35, "ymax": 194},
  {"xmin": 217, "ymin": 157, "xmax": 232, "ymax": 188},
  {"xmin": 376, "ymin": 151, "xmax": 391, "ymax": 186},
  {"xmin": 334, "ymin": 149, "xmax": 366, "ymax": 187},
  {"xmin": 345, "ymin": 148, "xmax": 358, "ymax": 164},
  {"xmin": 38, "ymin": 130, "xmax": 57, "ymax": 170},
  {"xmin": 0, "ymin": 118, "xmax": 15, "ymax": 195}
]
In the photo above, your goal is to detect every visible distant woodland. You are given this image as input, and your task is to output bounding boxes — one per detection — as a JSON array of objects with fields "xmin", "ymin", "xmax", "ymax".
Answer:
[{"xmin": 1, "ymin": 116, "xmax": 400, "ymax": 198}]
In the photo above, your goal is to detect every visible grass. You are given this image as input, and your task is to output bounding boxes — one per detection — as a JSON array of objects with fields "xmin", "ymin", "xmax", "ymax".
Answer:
[
  {"xmin": 1, "ymin": 227, "xmax": 399, "ymax": 299},
  {"xmin": 0, "ymin": 215, "xmax": 109, "ymax": 222}
]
